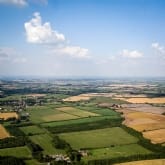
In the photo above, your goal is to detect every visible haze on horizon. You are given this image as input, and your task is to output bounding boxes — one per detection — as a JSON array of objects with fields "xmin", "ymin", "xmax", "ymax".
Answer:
[{"xmin": 0, "ymin": 0, "xmax": 165, "ymax": 77}]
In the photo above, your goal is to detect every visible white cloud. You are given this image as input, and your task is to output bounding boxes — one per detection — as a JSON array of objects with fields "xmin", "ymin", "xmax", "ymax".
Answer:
[
  {"xmin": 0, "ymin": 0, "xmax": 27, "ymax": 6},
  {"xmin": 121, "ymin": 49, "xmax": 143, "ymax": 58},
  {"xmin": 24, "ymin": 12, "xmax": 90, "ymax": 58},
  {"xmin": 54, "ymin": 46, "xmax": 90, "ymax": 58},
  {"xmin": 24, "ymin": 12, "xmax": 65, "ymax": 44},
  {"xmin": 152, "ymin": 42, "xmax": 165, "ymax": 55}
]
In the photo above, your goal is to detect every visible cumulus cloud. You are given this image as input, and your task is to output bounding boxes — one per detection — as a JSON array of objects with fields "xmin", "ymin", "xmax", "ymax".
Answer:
[
  {"xmin": 24, "ymin": 12, "xmax": 90, "ymax": 58},
  {"xmin": 0, "ymin": 0, "xmax": 28, "ymax": 6},
  {"xmin": 152, "ymin": 42, "xmax": 165, "ymax": 55},
  {"xmin": 24, "ymin": 12, "xmax": 65, "ymax": 44},
  {"xmin": 121, "ymin": 49, "xmax": 143, "ymax": 58}
]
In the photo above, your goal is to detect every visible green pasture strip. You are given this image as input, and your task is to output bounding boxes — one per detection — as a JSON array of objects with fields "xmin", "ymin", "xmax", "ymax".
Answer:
[
  {"xmin": 85, "ymin": 143, "xmax": 152, "ymax": 161},
  {"xmin": 29, "ymin": 134, "xmax": 64, "ymax": 155},
  {"xmin": 0, "ymin": 146, "xmax": 32, "ymax": 158},
  {"xmin": 59, "ymin": 127, "xmax": 138, "ymax": 150},
  {"xmin": 41, "ymin": 115, "xmax": 120, "ymax": 127},
  {"xmin": 20, "ymin": 125, "xmax": 45, "ymax": 135}
]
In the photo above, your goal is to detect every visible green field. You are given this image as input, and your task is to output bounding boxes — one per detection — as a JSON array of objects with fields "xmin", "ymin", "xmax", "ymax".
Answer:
[
  {"xmin": 84, "ymin": 144, "xmax": 152, "ymax": 161},
  {"xmin": 41, "ymin": 115, "xmax": 120, "ymax": 127},
  {"xmin": 0, "ymin": 146, "xmax": 32, "ymax": 158},
  {"xmin": 57, "ymin": 107, "xmax": 99, "ymax": 117},
  {"xmin": 90, "ymin": 96, "xmax": 129, "ymax": 104},
  {"xmin": 59, "ymin": 127, "xmax": 138, "ymax": 149},
  {"xmin": 20, "ymin": 125, "xmax": 45, "ymax": 135},
  {"xmin": 29, "ymin": 134, "xmax": 64, "ymax": 155},
  {"xmin": 76, "ymin": 105, "xmax": 120, "ymax": 116}
]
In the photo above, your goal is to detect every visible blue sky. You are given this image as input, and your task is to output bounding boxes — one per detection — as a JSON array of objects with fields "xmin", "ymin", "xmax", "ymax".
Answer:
[{"xmin": 0, "ymin": 0, "xmax": 165, "ymax": 77}]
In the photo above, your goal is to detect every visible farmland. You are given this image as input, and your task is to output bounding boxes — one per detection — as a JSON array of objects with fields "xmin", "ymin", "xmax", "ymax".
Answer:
[
  {"xmin": 0, "ymin": 78, "xmax": 164, "ymax": 164},
  {"xmin": 0, "ymin": 124, "xmax": 10, "ymax": 139},
  {"xmin": 59, "ymin": 127, "xmax": 138, "ymax": 149},
  {"xmin": 0, "ymin": 146, "xmax": 32, "ymax": 158}
]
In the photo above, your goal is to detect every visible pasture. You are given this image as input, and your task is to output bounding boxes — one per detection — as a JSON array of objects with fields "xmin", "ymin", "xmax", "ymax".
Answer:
[
  {"xmin": 85, "ymin": 144, "xmax": 152, "ymax": 161},
  {"xmin": 59, "ymin": 127, "xmax": 138, "ymax": 150},
  {"xmin": 0, "ymin": 146, "xmax": 32, "ymax": 158},
  {"xmin": 0, "ymin": 124, "xmax": 10, "ymax": 139},
  {"xmin": 29, "ymin": 134, "xmax": 64, "ymax": 155},
  {"xmin": 20, "ymin": 125, "xmax": 45, "ymax": 135}
]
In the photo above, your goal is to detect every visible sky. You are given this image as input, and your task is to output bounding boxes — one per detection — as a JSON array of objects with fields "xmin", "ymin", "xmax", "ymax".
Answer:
[{"xmin": 0, "ymin": 0, "xmax": 165, "ymax": 77}]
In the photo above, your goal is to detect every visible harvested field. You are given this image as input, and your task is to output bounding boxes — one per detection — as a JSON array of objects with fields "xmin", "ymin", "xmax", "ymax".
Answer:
[
  {"xmin": 0, "ymin": 124, "xmax": 10, "ymax": 139},
  {"xmin": 121, "ymin": 111, "xmax": 165, "ymax": 132},
  {"xmin": 116, "ymin": 159, "xmax": 165, "ymax": 165},
  {"xmin": 118, "ymin": 108, "xmax": 165, "ymax": 144},
  {"xmin": 143, "ymin": 129, "xmax": 165, "ymax": 144},
  {"xmin": 0, "ymin": 112, "xmax": 18, "ymax": 120},
  {"xmin": 116, "ymin": 97, "xmax": 165, "ymax": 104}
]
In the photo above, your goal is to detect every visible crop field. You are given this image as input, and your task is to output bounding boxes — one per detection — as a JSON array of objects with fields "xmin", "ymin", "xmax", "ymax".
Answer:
[
  {"xmin": 143, "ymin": 129, "xmax": 165, "ymax": 144},
  {"xmin": 0, "ymin": 146, "xmax": 32, "ymax": 158},
  {"xmin": 20, "ymin": 125, "xmax": 45, "ymax": 135},
  {"xmin": 0, "ymin": 124, "xmax": 10, "ymax": 139},
  {"xmin": 116, "ymin": 97, "xmax": 165, "ymax": 104},
  {"xmin": 59, "ymin": 127, "xmax": 138, "ymax": 149},
  {"xmin": 85, "ymin": 144, "xmax": 152, "ymax": 161},
  {"xmin": 56, "ymin": 107, "xmax": 99, "ymax": 117},
  {"xmin": 116, "ymin": 159, "xmax": 165, "ymax": 165},
  {"xmin": 0, "ymin": 112, "xmax": 18, "ymax": 120},
  {"xmin": 29, "ymin": 134, "xmax": 64, "ymax": 155}
]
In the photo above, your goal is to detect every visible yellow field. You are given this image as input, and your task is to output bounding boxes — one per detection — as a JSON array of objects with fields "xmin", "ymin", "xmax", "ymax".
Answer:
[
  {"xmin": 115, "ymin": 159, "xmax": 165, "ymax": 165},
  {"xmin": 0, "ymin": 124, "xmax": 10, "ymax": 139},
  {"xmin": 143, "ymin": 129, "xmax": 165, "ymax": 144},
  {"xmin": 62, "ymin": 95, "xmax": 91, "ymax": 102},
  {"xmin": 116, "ymin": 97, "xmax": 165, "ymax": 104},
  {"xmin": 0, "ymin": 112, "xmax": 18, "ymax": 120}
]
